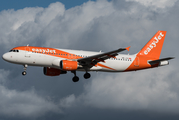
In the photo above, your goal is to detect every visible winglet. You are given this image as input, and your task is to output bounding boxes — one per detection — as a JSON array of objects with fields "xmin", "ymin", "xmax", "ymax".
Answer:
[{"xmin": 126, "ymin": 46, "xmax": 130, "ymax": 51}]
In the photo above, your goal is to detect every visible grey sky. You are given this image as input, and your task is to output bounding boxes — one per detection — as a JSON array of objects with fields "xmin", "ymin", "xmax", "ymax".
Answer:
[{"xmin": 0, "ymin": 0, "xmax": 178, "ymax": 119}]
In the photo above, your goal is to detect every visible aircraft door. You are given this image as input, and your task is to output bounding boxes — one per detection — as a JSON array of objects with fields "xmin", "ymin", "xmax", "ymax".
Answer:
[
  {"xmin": 134, "ymin": 56, "xmax": 139, "ymax": 67},
  {"xmin": 25, "ymin": 47, "xmax": 31, "ymax": 57}
]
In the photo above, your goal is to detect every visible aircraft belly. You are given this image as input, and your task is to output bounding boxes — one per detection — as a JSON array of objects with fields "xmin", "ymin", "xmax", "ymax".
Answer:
[
  {"xmin": 109, "ymin": 61, "xmax": 130, "ymax": 71},
  {"xmin": 31, "ymin": 54, "xmax": 55, "ymax": 66},
  {"xmin": 14, "ymin": 53, "xmax": 53, "ymax": 67},
  {"xmin": 89, "ymin": 60, "xmax": 132, "ymax": 72}
]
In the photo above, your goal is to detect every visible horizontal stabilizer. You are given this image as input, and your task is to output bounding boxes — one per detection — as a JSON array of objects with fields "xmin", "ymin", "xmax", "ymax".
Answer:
[{"xmin": 148, "ymin": 57, "xmax": 174, "ymax": 65}]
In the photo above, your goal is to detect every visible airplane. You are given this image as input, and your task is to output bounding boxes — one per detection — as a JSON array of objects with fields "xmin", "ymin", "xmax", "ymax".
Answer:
[{"xmin": 2, "ymin": 31, "xmax": 174, "ymax": 82}]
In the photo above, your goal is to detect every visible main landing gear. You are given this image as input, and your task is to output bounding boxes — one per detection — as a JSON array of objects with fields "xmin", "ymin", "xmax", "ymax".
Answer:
[
  {"xmin": 72, "ymin": 71, "xmax": 79, "ymax": 82},
  {"xmin": 71, "ymin": 71, "xmax": 91, "ymax": 82},
  {"xmin": 84, "ymin": 72, "xmax": 91, "ymax": 79},
  {"xmin": 22, "ymin": 64, "xmax": 28, "ymax": 76}
]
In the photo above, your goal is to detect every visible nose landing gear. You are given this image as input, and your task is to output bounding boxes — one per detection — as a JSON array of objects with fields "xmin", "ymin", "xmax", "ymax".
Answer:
[
  {"xmin": 22, "ymin": 71, "xmax": 27, "ymax": 75},
  {"xmin": 22, "ymin": 64, "xmax": 28, "ymax": 76}
]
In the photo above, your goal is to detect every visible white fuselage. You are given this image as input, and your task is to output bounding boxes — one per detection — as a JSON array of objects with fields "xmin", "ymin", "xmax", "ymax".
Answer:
[{"xmin": 3, "ymin": 48, "xmax": 136, "ymax": 72}]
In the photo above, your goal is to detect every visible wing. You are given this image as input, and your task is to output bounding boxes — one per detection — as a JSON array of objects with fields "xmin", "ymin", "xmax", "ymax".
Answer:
[{"xmin": 77, "ymin": 46, "xmax": 130, "ymax": 68}]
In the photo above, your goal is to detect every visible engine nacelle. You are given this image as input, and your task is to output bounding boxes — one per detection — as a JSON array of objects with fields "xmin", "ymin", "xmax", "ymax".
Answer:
[
  {"xmin": 43, "ymin": 67, "xmax": 67, "ymax": 76},
  {"xmin": 60, "ymin": 60, "xmax": 78, "ymax": 71}
]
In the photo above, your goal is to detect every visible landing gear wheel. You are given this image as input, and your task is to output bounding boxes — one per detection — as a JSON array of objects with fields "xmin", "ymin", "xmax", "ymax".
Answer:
[
  {"xmin": 22, "ymin": 71, "xmax": 27, "ymax": 76},
  {"xmin": 84, "ymin": 73, "xmax": 91, "ymax": 79},
  {"xmin": 72, "ymin": 76, "xmax": 79, "ymax": 82}
]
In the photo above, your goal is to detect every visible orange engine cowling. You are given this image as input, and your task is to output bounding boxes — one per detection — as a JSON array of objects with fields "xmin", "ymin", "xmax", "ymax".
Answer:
[
  {"xmin": 43, "ymin": 67, "xmax": 67, "ymax": 76},
  {"xmin": 60, "ymin": 60, "xmax": 78, "ymax": 71}
]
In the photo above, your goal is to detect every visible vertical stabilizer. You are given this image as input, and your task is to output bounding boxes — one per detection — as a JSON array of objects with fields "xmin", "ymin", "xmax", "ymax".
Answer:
[{"xmin": 137, "ymin": 31, "xmax": 167, "ymax": 59}]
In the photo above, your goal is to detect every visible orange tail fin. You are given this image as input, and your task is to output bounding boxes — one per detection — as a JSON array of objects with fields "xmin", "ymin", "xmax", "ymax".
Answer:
[{"xmin": 137, "ymin": 31, "xmax": 167, "ymax": 59}]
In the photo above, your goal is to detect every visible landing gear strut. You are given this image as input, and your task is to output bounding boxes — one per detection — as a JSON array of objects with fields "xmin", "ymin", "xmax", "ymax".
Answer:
[
  {"xmin": 71, "ymin": 71, "xmax": 79, "ymax": 82},
  {"xmin": 22, "ymin": 64, "xmax": 28, "ymax": 76},
  {"xmin": 84, "ymin": 72, "xmax": 91, "ymax": 79}
]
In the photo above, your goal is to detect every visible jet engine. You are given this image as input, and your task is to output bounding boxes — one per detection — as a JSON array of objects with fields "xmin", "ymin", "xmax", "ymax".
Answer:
[
  {"xmin": 60, "ymin": 60, "xmax": 78, "ymax": 71},
  {"xmin": 43, "ymin": 67, "xmax": 67, "ymax": 76}
]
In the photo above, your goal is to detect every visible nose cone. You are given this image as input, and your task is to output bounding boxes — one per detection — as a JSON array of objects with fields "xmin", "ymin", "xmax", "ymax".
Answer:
[{"xmin": 2, "ymin": 53, "xmax": 9, "ymax": 61}]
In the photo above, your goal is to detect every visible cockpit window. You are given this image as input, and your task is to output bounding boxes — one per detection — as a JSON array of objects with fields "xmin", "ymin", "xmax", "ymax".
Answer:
[{"xmin": 9, "ymin": 49, "xmax": 19, "ymax": 52}]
